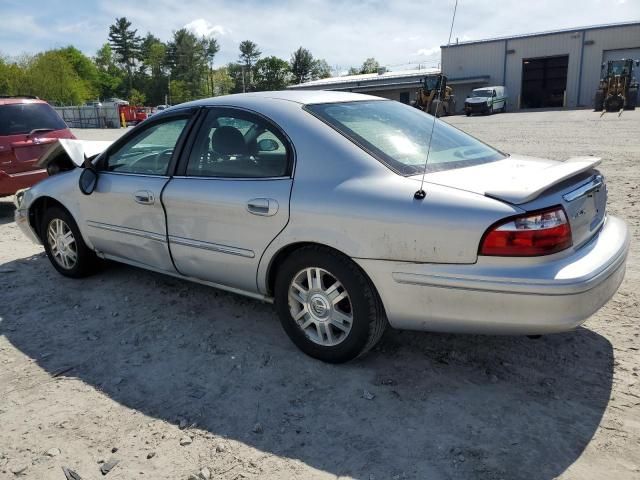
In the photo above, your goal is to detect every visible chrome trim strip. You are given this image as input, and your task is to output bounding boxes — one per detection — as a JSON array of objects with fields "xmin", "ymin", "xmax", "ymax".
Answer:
[
  {"xmin": 563, "ymin": 175, "xmax": 604, "ymax": 202},
  {"xmin": 87, "ymin": 221, "xmax": 166, "ymax": 242},
  {"xmin": 99, "ymin": 171, "xmax": 169, "ymax": 179},
  {"xmin": 168, "ymin": 235, "xmax": 255, "ymax": 258},
  {"xmin": 100, "ymin": 253, "xmax": 272, "ymax": 303},
  {"xmin": 171, "ymin": 175, "xmax": 292, "ymax": 181}
]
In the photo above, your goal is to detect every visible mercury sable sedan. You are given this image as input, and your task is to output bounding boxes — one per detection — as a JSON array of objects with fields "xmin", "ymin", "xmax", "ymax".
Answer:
[{"xmin": 14, "ymin": 91, "xmax": 629, "ymax": 363}]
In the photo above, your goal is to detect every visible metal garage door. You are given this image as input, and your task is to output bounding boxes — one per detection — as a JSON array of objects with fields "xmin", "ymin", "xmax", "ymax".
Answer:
[{"xmin": 603, "ymin": 48, "xmax": 640, "ymax": 63}]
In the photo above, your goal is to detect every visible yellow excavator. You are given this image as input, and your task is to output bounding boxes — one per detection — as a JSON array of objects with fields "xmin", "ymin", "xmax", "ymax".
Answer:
[
  {"xmin": 414, "ymin": 74, "xmax": 456, "ymax": 116},
  {"xmin": 594, "ymin": 59, "xmax": 639, "ymax": 115}
]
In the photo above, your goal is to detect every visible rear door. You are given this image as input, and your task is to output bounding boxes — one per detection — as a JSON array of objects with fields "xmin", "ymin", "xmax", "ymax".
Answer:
[
  {"xmin": 163, "ymin": 107, "xmax": 294, "ymax": 293},
  {"xmin": 82, "ymin": 110, "xmax": 195, "ymax": 271}
]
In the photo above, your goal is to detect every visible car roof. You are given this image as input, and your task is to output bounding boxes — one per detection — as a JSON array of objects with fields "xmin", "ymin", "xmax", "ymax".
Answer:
[
  {"xmin": 0, "ymin": 97, "xmax": 48, "ymax": 106},
  {"xmin": 170, "ymin": 90, "xmax": 385, "ymax": 111}
]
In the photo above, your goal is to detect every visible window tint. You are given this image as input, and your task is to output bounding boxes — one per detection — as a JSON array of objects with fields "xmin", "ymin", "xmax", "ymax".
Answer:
[
  {"xmin": 0, "ymin": 103, "xmax": 67, "ymax": 136},
  {"xmin": 306, "ymin": 100, "xmax": 505, "ymax": 175},
  {"xmin": 186, "ymin": 110, "xmax": 289, "ymax": 178},
  {"xmin": 106, "ymin": 118, "xmax": 188, "ymax": 175}
]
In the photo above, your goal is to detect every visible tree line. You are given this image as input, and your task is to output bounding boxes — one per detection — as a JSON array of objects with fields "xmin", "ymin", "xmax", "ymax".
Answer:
[{"xmin": 0, "ymin": 17, "xmax": 382, "ymax": 106}]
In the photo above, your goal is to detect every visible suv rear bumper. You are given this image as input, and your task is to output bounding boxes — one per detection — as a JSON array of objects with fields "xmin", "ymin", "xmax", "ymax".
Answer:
[
  {"xmin": 356, "ymin": 215, "xmax": 629, "ymax": 335},
  {"xmin": 0, "ymin": 168, "xmax": 47, "ymax": 197}
]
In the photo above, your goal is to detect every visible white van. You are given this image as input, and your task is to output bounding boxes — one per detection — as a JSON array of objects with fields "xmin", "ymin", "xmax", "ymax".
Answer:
[{"xmin": 464, "ymin": 86, "xmax": 508, "ymax": 116}]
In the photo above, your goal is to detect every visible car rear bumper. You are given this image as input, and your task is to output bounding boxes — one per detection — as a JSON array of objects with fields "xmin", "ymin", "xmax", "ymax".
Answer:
[
  {"xmin": 0, "ymin": 168, "xmax": 47, "ymax": 197},
  {"xmin": 356, "ymin": 215, "xmax": 629, "ymax": 335}
]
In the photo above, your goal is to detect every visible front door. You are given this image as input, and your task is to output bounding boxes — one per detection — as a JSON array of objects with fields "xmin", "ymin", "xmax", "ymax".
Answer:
[
  {"xmin": 163, "ymin": 107, "xmax": 294, "ymax": 293},
  {"xmin": 83, "ymin": 113, "xmax": 193, "ymax": 272}
]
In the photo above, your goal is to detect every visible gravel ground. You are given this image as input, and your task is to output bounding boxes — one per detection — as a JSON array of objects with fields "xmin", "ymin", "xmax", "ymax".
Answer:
[{"xmin": 1, "ymin": 109, "xmax": 638, "ymax": 480}]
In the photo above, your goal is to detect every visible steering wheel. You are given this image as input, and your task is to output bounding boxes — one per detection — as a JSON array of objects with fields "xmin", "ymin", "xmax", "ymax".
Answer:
[{"xmin": 154, "ymin": 148, "xmax": 174, "ymax": 173}]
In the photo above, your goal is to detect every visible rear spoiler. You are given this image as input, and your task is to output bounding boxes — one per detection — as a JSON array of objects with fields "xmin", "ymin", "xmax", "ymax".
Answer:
[
  {"xmin": 485, "ymin": 156, "xmax": 602, "ymax": 205},
  {"xmin": 36, "ymin": 139, "xmax": 112, "ymax": 169}
]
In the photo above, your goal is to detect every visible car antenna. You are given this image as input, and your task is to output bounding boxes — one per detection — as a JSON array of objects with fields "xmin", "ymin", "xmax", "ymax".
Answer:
[{"xmin": 415, "ymin": 0, "xmax": 459, "ymax": 200}]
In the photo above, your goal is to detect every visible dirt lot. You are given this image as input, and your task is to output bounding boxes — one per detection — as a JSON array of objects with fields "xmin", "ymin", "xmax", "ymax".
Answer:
[{"xmin": 1, "ymin": 110, "xmax": 639, "ymax": 480}]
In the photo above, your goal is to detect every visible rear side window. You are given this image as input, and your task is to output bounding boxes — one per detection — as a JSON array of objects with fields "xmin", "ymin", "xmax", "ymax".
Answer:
[
  {"xmin": 185, "ymin": 109, "xmax": 290, "ymax": 178},
  {"xmin": 0, "ymin": 103, "xmax": 67, "ymax": 136},
  {"xmin": 306, "ymin": 100, "xmax": 505, "ymax": 175}
]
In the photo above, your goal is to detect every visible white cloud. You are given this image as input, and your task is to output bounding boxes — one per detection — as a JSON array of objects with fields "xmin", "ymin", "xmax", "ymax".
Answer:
[
  {"xmin": 414, "ymin": 47, "xmax": 440, "ymax": 57},
  {"xmin": 184, "ymin": 19, "xmax": 229, "ymax": 38}
]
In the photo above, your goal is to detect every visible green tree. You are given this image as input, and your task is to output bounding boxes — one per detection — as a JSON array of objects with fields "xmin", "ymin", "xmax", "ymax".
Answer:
[
  {"xmin": 57, "ymin": 46, "xmax": 100, "ymax": 99},
  {"xmin": 359, "ymin": 57, "xmax": 380, "ymax": 74},
  {"xmin": 312, "ymin": 59, "xmax": 332, "ymax": 79},
  {"xmin": 108, "ymin": 17, "xmax": 141, "ymax": 95},
  {"xmin": 290, "ymin": 47, "xmax": 315, "ymax": 84},
  {"xmin": 347, "ymin": 66, "xmax": 360, "ymax": 76},
  {"xmin": 138, "ymin": 33, "xmax": 168, "ymax": 105},
  {"xmin": 94, "ymin": 43, "xmax": 123, "ymax": 99},
  {"xmin": 167, "ymin": 28, "xmax": 210, "ymax": 101},
  {"xmin": 226, "ymin": 62, "xmax": 245, "ymax": 94},
  {"xmin": 128, "ymin": 88, "xmax": 146, "ymax": 105},
  {"xmin": 23, "ymin": 51, "xmax": 89, "ymax": 104},
  {"xmin": 238, "ymin": 40, "xmax": 261, "ymax": 91},
  {"xmin": 209, "ymin": 67, "xmax": 233, "ymax": 96},
  {"xmin": 254, "ymin": 56, "xmax": 291, "ymax": 91},
  {"xmin": 205, "ymin": 37, "xmax": 220, "ymax": 96}
]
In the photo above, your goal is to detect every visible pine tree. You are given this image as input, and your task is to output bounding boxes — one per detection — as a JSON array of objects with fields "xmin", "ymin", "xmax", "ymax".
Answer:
[{"xmin": 108, "ymin": 17, "xmax": 141, "ymax": 95}]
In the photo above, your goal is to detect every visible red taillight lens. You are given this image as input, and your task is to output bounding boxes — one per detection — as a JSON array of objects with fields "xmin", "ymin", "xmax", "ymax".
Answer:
[{"xmin": 480, "ymin": 207, "xmax": 572, "ymax": 256}]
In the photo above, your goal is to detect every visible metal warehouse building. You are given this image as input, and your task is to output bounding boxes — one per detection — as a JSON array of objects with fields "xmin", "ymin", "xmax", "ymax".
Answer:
[
  {"xmin": 287, "ymin": 68, "xmax": 439, "ymax": 104},
  {"xmin": 442, "ymin": 21, "xmax": 640, "ymax": 110}
]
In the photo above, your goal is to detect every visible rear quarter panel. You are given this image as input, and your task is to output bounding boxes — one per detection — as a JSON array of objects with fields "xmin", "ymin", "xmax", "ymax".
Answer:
[{"xmin": 253, "ymin": 99, "xmax": 522, "ymax": 293}]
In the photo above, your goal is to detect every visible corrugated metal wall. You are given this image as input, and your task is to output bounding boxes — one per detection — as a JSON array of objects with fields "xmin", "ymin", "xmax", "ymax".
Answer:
[
  {"xmin": 580, "ymin": 24, "xmax": 640, "ymax": 106},
  {"xmin": 442, "ymin": 23, "xmax": 640, "ymax": 110}
]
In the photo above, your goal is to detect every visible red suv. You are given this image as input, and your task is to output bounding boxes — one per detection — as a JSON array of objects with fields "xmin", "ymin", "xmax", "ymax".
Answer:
[{"xmin": 0, "ymin": 96, "xmax": 75, "ymax": 197}]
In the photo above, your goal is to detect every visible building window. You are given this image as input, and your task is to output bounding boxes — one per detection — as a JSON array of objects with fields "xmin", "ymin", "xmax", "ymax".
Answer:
[{"xmin": 399, "ymin": 91, "xmax": 410, "ymax": 104}]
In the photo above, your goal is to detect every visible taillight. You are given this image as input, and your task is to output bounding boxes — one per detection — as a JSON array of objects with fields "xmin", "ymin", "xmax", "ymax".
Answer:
[{"xmin": 480, "ymin": 206, "xmax": 572, "ymax": 256}]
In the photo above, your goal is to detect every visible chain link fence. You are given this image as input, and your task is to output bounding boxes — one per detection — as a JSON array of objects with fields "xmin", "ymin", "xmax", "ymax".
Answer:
[{"xmin": 53, "ymin": 106, "xmax": 121, "ymax": 129}]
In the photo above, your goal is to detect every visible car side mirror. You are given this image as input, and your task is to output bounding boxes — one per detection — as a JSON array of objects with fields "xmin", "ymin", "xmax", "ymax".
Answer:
[
  {"xmin": 257, "ymin": 138, "xmax": 279, "ymax": 152},
  {"xmin": 79, "ymin": 167, "xmax": 98, "ymax": 195}
]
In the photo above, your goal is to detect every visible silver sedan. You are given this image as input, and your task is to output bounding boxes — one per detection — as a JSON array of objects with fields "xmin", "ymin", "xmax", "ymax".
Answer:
[{"xmin": 14, "ymin": 91, "xmax": 630, "ymax": 363}]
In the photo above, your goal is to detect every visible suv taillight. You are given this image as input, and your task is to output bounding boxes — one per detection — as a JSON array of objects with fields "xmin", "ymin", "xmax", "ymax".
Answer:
[{"xmin": 479, "ymin": 206, "xmax": 572, "ymax": 256}]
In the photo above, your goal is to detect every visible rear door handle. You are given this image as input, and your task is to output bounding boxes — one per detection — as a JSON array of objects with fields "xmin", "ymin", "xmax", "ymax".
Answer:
[
  {"xmin": 134, "ymin": 190, "xmax": 154, "ymax": 205},
  {"xmin": 247, "ymin": 198, "xmax": 279, "ymax": 216}
]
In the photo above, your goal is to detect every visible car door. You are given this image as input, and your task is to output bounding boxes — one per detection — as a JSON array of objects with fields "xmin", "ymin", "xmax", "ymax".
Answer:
[
  {"xmin": 82, "ymin": 111, "xmax": 195, "ymax": 272},
  {"xmin": 162, "ymin": 107, "xmax": 294, "ymax": 293}
]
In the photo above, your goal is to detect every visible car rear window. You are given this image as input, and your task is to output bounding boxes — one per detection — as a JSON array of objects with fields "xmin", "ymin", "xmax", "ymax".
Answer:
[
  {"xmin": 305, "ymin": 100, "xmax": 506, "ymax": 175},
  {"xmin": 0, "ymin": 103, "xmax": 68, "ymax": 136}
]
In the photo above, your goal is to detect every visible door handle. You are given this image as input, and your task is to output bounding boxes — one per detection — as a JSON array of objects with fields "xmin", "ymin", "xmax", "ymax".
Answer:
[
  {"xmin": 134, "ymin": 190, "xmax": 155, "ymax": 205},
  {"xmin": 247, "ymin": 198, "xmax": 279, "ymax": 216}
]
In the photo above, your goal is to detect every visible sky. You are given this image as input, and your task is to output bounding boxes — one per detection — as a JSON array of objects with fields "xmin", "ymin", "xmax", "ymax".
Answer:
[{"xmin": 1, "ymin": 0, "xmax": 638, "ymax": 73}]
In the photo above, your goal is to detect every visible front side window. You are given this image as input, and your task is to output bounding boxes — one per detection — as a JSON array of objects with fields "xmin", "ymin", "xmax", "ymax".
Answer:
[
  {"xmin": 306, "ymin": 100, "xmax": 505, "ymax": 175},
  {"xmin": 185, "ymin": 109, "xmax": 290, "ymax": 178},
  {"xmin": 106, "ymin": 117, "xmax": 188, "ymax": 175}
]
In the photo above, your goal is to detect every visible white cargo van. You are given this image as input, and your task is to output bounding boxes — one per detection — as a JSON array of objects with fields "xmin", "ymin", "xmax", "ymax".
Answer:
[{"xmin": 464, "ymin": 86, "xmax": 508, "ymax": 115}]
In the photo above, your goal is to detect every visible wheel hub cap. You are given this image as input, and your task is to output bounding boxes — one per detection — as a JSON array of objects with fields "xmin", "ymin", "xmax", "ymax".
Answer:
[
  {"xmin": 47, "ymin": 218, "xmax": 77, "ymax": 270},
  {"xmin": 288, "ymin": 267, "xmax": 354, "ymax": 347}
]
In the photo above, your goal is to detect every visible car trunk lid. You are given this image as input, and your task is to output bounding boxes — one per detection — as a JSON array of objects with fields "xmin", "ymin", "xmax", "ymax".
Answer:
[{"xmin": 418, "ymin": 155, "xmax": 607, "ymax": 249}]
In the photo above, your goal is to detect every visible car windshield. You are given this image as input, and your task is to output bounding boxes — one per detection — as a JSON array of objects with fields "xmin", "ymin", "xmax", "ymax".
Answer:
[
  {"xmin": 0, "ymin": 103, "xmax": 67, "ymax": 136},
  {"xmin": 472, "ymin": 90, "xmax": 493, "ymax": 97},
  {"xmin": 306, "ymin": 100, "xmax": 505, "ymax": 175}
]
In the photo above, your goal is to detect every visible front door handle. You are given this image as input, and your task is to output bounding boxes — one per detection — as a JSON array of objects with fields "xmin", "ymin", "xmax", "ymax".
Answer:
[
  {"xmin": 134, "ymin": 190, "xmax": 155, "ymax": 205},
  {"xmin": 247, "ymin": 198, "xmax": 279, "ymax": 216}
]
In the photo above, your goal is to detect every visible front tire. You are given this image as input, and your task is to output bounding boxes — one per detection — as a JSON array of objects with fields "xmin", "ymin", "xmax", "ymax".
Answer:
[
  {"xmin": 41, "ymin": 207, "xmax": 99, "ymax": 278},
  {"xmin": 274, "ymin": 246, "xmax": 387, "ymax": 363}
]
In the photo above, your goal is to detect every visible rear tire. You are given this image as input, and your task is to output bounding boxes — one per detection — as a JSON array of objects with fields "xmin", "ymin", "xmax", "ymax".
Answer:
[
  {"xmin": 41, "ymin": 207, "xmax": 99, "ymax": 278},
  {"xmin": 594, "ymin": 90, "xmax": 604, "ymax": 111},
  {"xmin": 274, "ymin": 246, "xmax": 387, "ymax": 363}
]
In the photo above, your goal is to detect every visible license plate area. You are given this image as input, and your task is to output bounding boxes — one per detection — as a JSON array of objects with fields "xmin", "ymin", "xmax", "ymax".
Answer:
[{"xmin": 563, "ymin": 175, "xmax": 607, "ymax": 247}]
